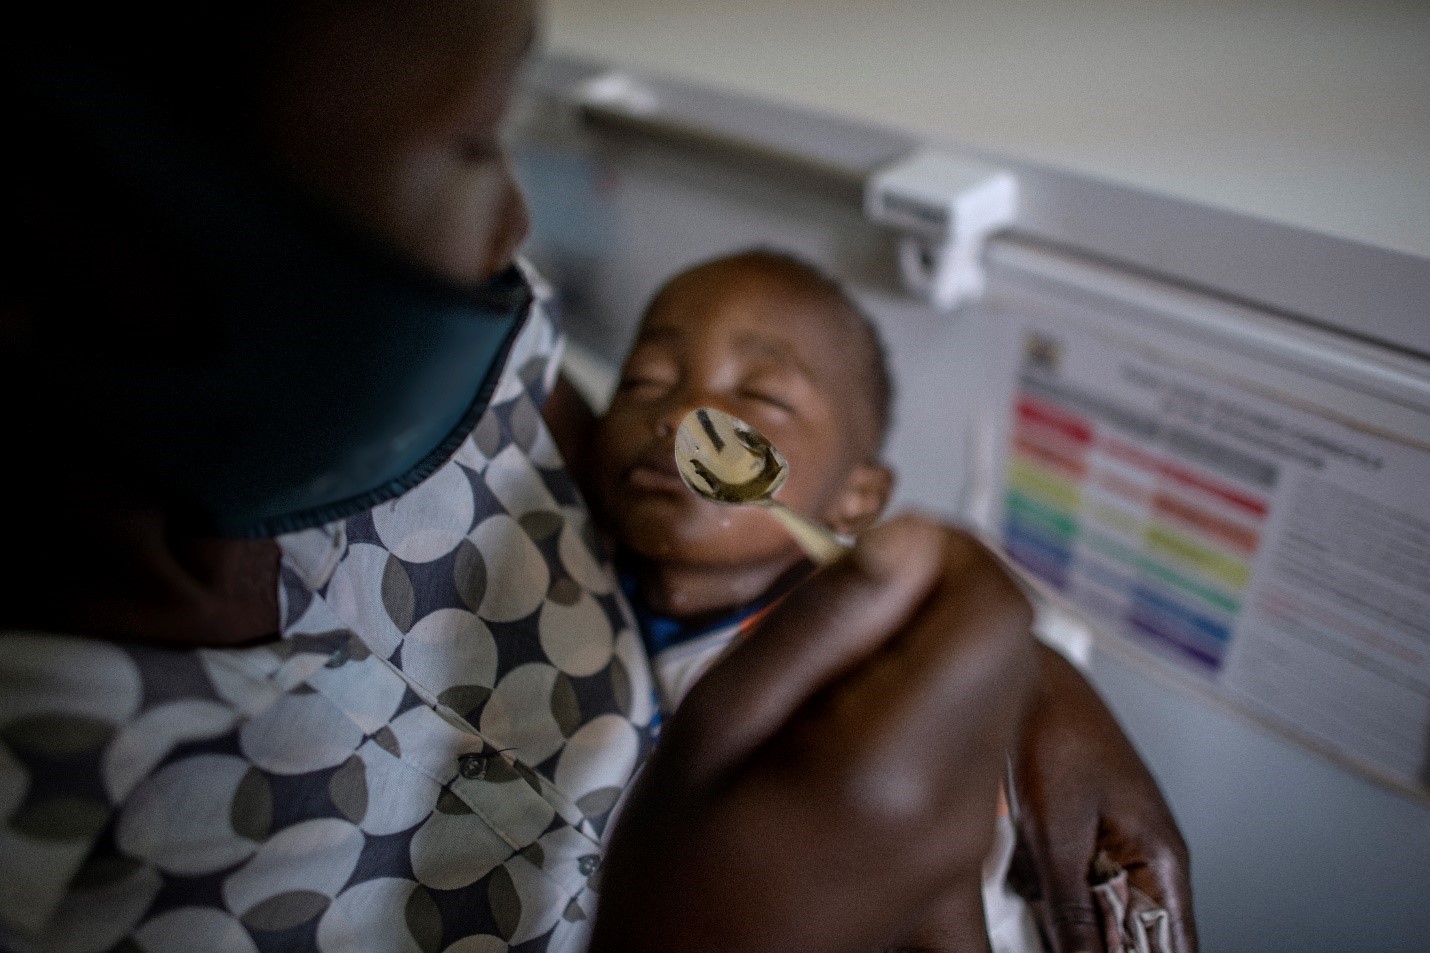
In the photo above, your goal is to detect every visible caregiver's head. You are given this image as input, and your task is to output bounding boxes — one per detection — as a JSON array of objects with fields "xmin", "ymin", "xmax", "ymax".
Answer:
[
  {"xmin": 10, "ymin": 0, "xmax": 537, "ymax": 285},
  {"xmin": 255, "ymin": 0, "xmax": 538, "ymax": 283},
  {"xmin": 0, "ymin": 0, "xmax": 550, "ymax": 614},
  {"xmin": 4, "ymin": 1, "xmax": 544, "ymax": 541}
]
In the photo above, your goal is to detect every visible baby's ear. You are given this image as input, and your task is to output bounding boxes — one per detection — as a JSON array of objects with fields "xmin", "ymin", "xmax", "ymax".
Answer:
[{"xmin": 828, "ymin": 460, "xmax": 894, "ymax": 536}]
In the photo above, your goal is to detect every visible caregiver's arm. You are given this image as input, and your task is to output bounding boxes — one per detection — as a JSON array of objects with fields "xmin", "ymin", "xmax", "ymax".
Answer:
[
  {"xmin": 591, "ymin": 516, "xmax": 1037, "ymax": 953},
  {"xmin": 1013, "ymin": 644, "xmax": 1197, "ymax": 953}
]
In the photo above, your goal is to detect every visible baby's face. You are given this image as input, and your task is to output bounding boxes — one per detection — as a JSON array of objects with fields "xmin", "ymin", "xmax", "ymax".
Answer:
[{"xmin": 594, "ymin": 260, "xmax": 882, "ymax": 569}]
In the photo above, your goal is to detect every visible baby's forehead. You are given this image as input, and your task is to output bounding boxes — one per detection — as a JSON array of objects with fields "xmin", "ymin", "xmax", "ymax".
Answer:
[{"xmin": 641, "ymin": 262, "xmax": 864, "ymax": 348}]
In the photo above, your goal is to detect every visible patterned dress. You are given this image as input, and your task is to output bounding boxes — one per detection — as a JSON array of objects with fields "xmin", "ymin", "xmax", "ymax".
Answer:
[{"xmin": 0, "ymin": 271, "xmax": 657, "ymax": 953}]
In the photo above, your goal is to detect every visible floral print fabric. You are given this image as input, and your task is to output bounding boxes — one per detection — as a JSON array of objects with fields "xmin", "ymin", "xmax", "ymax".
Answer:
[{"xmin": 0, "ymin": 268, "xmax": 657, "ymax": 953}]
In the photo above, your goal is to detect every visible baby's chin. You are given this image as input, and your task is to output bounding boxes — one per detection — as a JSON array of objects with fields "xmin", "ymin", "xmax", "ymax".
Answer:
[{"xmin": 611, "ymin": 499, "xmax": 791, "ymax": 566}]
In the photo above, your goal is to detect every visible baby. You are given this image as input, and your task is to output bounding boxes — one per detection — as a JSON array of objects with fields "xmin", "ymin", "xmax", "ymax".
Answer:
[{"xmin": 590, "ymin": 249, "xmax": 1042, "ymax": 953}]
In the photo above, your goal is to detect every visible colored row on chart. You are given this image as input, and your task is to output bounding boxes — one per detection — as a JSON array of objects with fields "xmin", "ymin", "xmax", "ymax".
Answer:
[
  {"xmin": 1016, "ymin": 376, "xmax": 1279, "ymax": 493},
  {"xmin": 1000, "ymin": 385, "xmax": 1275, "ymax": 670},
  {"xmin": 1004, "ymin": 501, "xmax": 1238, "ymax": 669}
]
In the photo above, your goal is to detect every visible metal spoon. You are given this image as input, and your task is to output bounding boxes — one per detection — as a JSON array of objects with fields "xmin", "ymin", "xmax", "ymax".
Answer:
[{"xmin": 674, "ymin": 407, "xmax": 848, "ymax": 565}]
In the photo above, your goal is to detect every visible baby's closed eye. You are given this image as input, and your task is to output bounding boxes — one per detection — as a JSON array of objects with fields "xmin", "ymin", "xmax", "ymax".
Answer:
[
  {"xmin": 738, "ymin": 388, "xmax": 796, "ymax": 414},
  {"xmin": 617, "ymin": 369, "xmax": 676, "ymax": 399}
]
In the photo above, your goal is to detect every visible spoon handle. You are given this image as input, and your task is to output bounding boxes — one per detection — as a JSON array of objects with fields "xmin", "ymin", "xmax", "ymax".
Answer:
[{"xmin": 762, "ymin": 500, "xmax": 848, "ymax": 565}]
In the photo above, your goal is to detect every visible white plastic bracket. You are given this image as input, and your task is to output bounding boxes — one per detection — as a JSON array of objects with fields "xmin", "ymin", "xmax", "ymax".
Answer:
[
  {"xmin": 575, "ymin": 71, "xmax": 661, "ymax": 117},
  {"xmin": 865, "ymin": 151, "xmax": 1018, "ymax": 311}
]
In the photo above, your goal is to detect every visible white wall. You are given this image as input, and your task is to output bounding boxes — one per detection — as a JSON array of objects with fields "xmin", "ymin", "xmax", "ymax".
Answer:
[{"xmin": 547, "ymin": 0, "xmax": 1430, "ymax": 259}]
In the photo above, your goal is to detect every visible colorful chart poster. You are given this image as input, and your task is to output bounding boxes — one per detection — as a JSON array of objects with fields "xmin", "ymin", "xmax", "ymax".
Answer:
[{"xmin": 982, "ymin": 317, "xmax": 1430, "ymax": 796}]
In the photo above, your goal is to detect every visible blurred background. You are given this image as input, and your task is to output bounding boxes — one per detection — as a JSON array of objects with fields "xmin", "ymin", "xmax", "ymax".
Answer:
[{"xmin": 545, "ymin": 0, "xmax": 1430, "ymax": 257}]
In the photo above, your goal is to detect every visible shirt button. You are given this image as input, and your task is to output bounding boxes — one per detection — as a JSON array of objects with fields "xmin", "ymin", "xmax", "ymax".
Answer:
[
  {"xmin": 577, "ymin": 854, "xmax": 600, "ymax": 877},
  {"xmin": 457, "ymin": 753, "xmax": 489, "ymax": 780}
]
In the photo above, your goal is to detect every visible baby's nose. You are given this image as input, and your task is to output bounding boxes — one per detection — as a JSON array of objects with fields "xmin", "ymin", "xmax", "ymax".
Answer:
[
  {"xmin": 655, "ymin": 382, "xmax": 735, "ymax": 439},
  {"xmin": 653, "ymin": 391, "xmax": 704, "ymax": 438}
]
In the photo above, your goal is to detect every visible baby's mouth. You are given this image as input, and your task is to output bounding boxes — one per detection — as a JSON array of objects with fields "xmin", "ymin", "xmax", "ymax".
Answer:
[{"xmin": 625, "ymin": 444, "xmax": 689, "ymax": 494}]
